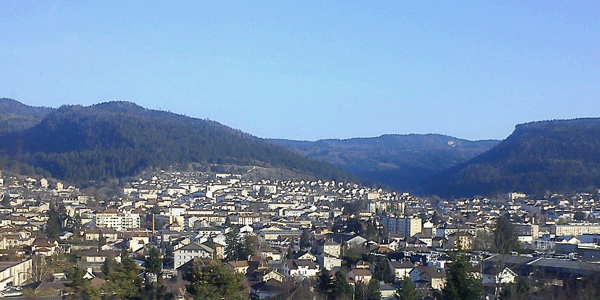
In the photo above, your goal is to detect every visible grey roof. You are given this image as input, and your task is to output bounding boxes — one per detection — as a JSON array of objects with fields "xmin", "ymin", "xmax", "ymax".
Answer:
[
  {"xmin": 177, "ymin": 242, "xmax": 214, "ymax": 253},
  {"xmin": 483, "ymin": 254, "xmax": 535, "ymax": 265},
  {"xmin": 391, "ymin": 260, "xmax": 414, "ymax": 269},
  {"xmin": 529, "ymin": 258, "xmax": 600, "ymax": 272},
  {"xmin": 291, "ymin": 259, "xmax": 318, "ymax": 269},
  {"xmin": 0, "ymin": 261, "xmax": 23, "ymax": 272}
]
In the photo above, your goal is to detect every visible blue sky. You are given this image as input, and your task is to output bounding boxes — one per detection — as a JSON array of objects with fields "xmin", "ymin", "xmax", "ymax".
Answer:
[{"xmin": 2, "ymin": 1, "xmax": 599, "ymax": 141}]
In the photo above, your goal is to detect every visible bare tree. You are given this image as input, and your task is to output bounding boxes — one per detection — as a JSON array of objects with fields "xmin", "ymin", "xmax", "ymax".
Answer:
[{"xmin": 29, "ymin": 255, "xmax": 51, "ymax": 282}]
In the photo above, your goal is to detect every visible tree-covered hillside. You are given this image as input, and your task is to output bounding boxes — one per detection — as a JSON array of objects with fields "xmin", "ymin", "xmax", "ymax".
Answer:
[
  {"xmin": 271, "ymin": 134, "xmax": 498, "ymax": 193},
  {"xmin": 428, "ymin": 118, "xmax": 600, "ymax": 198},
  {"xmin": 0, "ymin": 98, "xmax": 53, "ymax": 133},
  {"xmin": 0, "ymin": 101, "xmax": 357, "ymax": 185}
]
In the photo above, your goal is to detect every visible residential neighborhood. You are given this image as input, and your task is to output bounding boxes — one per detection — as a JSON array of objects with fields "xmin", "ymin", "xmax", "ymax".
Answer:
[{"xmin": 2, "ymin": 168, "xmax": 600, "ymax": 299}]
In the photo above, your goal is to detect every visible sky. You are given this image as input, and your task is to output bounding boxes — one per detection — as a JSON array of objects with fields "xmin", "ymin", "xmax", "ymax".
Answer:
[{"xmin": 1, "ymin": 1, "xmax": 599, "ymax": 141}]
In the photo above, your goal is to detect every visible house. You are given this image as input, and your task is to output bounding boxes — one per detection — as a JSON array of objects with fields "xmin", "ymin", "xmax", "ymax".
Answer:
[
  {"xmin": 483, "ymin": 267, "xmax": 518, "ymax": 285},
  {"xmin": 317, "ymin": 239, "xmax": 341, "ymax": 258},
  {"xmin": 251, "ymin": 279, "xmax": 294, "ymax": 299},
  {"xmin": 228, "ymin": 260, "xmax": 250, "ymax": 274},
  {"xmin": 415, "ymin": 232, "xmax": 434, "ymax": 247},
  {"xmin": 293, "ymin": 251, "xmax": 316, "ymax": 261},
  {"xmin": 30, "ymin": 238, "xmax": 58, "ymax": 256},
  {"xmin": 256, "ymin": 269, "xmax": 285, "ymax": 283},
  {"xmin": 194, "ymin": 227, "xmax": 223, "ymax": 238},
  {"xmin": 406, "ymin": 237, "xmax": 429, "ymax": 248},
  {"xmin": 374, "ymin": 245, "xmax": 395, "ymax": 254},
  {"xmin": 346, "ymin": 236, "xmax": 367, "ymax": 248},
  {"xmin": 347, "ymin": 268, "xmax": 372, "ymax": 283},
  {"xmin": 84, "ymin": 228, "xmax": 119, "ymax": 243},
  {"xmin": 447, "ymin": 232, "xmax": 474, "ymax": 250},
  {"xmin": 240, "ymin": 225, "xmax": 255, "ymax": 235},
  {"xmin": 390, "ymin": 260, "xmax": 414, "ymax": 281},
  {"xmin": 283, "ymin": 259, "xmax": 319, "ymax": 279},
  {"xmin": 174, "ymin": 242, "xmax": 215, "ymax": 269},
  {"xmin": 409, "ymin": 266, "xmax": 447, "ymax": 290},
  {"xmin": 355, "ymin": 260, "xmax": 370, "ymax": 269},
  {"xmin": 259, "ymin": 248, "xmax": 283, "ymax": 261},
  {"xmin": 380, "ymin": 283, "xmax": 397, "ymax": 299},
  {"xmin": 80, "ymin": 249, "xmax": 122, "ymax": 264},
  {"xmin": 21, "ymin": 281, "xmax": 67, "ymax": 298},
  {"xmin": 250, "ymin": 258, "xmax": 285, "ymax": 282},
  {"xmin": 317, "ymin": 253, "xmax": 342, "ymax": 271},
  {"xmin": 126, "ymin": 234, "xmax": 150, "ymax": 253}
]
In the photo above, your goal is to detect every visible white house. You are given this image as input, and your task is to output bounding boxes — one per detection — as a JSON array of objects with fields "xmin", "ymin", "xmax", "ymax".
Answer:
[
  {"xmin": 483, "ymin": 267, "xmax": 518, "ymax": 285},
  {"xmin": 282, "ymin": 259, "xmax": 319, "ymax": 279}
]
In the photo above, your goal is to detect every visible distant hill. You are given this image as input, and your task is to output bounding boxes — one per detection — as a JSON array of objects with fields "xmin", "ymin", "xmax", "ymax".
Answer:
[
  {"xmin": 271, "ymin": 135, "xmax": 499, "ymax": 193},
  {"xmin": 0, "ymin": 100, "xmax": 357, "ymax": 186},
  {"xmin": 0, "ymin": 98, "xmax": 53, "ymax": 133},
  {"xmin": 428, "ymin": 118, "xmax": 600, "ymax": 198}
]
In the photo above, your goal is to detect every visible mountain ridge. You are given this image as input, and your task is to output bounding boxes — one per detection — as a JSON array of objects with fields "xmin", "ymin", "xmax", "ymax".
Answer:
[
  {"xmin": 428, "ymin": 117, "xmax": 600, "ymax": 198},
  {"xmin": 0, "ymin": 98, "xmax": 53, "ymax": 133},
  {"xmin": 270, "ymin": 134, "xmax": 500, "ymax": 193},
  {"xmin": 4, "ymin": 98, "xmax": 600, "ymax": 199},
  {"xmin": 0, "ymin": 100, "xmax": 358, "ymax": 186}
]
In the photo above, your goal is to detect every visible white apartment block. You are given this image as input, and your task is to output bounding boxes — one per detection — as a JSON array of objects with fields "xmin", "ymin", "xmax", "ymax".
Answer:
[
  {"xmin": 94, "ymin": 210, "xmax": 141, "ymax": 231},
  {"xmin": 554, "ymin": 224, "xmax": 600, "ymax": 236},
  {"xmin": 174, "ymin": 242, "xmax": 214, "ymax": 269}
]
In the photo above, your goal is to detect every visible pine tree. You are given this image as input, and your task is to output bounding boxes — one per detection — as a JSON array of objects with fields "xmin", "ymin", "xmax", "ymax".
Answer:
[
  {"xmin": 104, "ymin": 256, "xmax": 143, "ymax": 299},
  {"xmin": 300, "ymin": 230, "xmax": 312, "ymax": 250},
  {"xmin": 493, "ymin": 215, "xmax": 521, "ymax": 254},
  {"xmin": 442, "ymin": 254, "xmax": 482, "ymax": 300},
  {"xmin": 395, "ymin": 276, "xmax": 419, "ymax": 300},
  {"xmin": 102, "ymin": 254, "xmax": 118, "ymax": 278},
  {"xmin": 366, "ymin": 279, "xmax": 381, "ymax": 300},
  {"xmin": 354, "ymin": 282, "xmax": 367, "ymax": 300},
  {"xmin": 332, "ymin": 270, "xmax": 353, "ymax": 300},
  {"xmin": 45, "ymin": 205, "xmax": 62, "ymax": 239},
  {"xmin": 316, "ymin": 269, "xmax": 334, "ymax": 299},
  {"xmin": 66, "ymin": 266, "xmax": 100, "ymax": 300},
  {"xmin": 146, "ymin": 247, "xmax": 163, "ymax": 275},
  {"xmin": 225, "ymin": 226, "xmax": 239, "ymax": 261},
  {"xmin": 98, "ymin": 230, "xmax": 107, "ymax": 250},
  {"xmin": 183, "ymin": 259, "xmax": 245, "ymax": 300},
  {"xmin": 374, "ymin": 257, "xmax": 394, "ymax": 284}
]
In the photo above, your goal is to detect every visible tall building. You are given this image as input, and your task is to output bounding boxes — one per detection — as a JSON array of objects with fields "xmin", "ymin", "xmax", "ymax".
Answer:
[{"xmin": 383, "ymin": 217, "xmax": 422, "ymax": 238}]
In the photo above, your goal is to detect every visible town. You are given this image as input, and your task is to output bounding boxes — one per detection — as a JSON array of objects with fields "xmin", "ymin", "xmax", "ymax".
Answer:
[{"xmin": 1, "ymin": 167, "xmax": 600, "ymax": 299}]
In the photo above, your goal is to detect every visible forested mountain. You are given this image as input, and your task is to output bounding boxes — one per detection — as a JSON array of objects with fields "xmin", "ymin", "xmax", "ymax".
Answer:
[
  {"xmin": 428, "ymin": 118, "xmax": 600, "ymax": 198},
  {"xmin": 0, "ymin": 101, "xmax": 357, "ymax": 186},
  {"xmin": 0, "ymin": 98, "xmax": 53, "ymax": 133},
  {"xmin": 271, "ymin": 135, "xmax": 499, "ymax": 193},
  {"xmin": 4, "ymin": 99, "xmax": 598, "ymax": 199}
]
